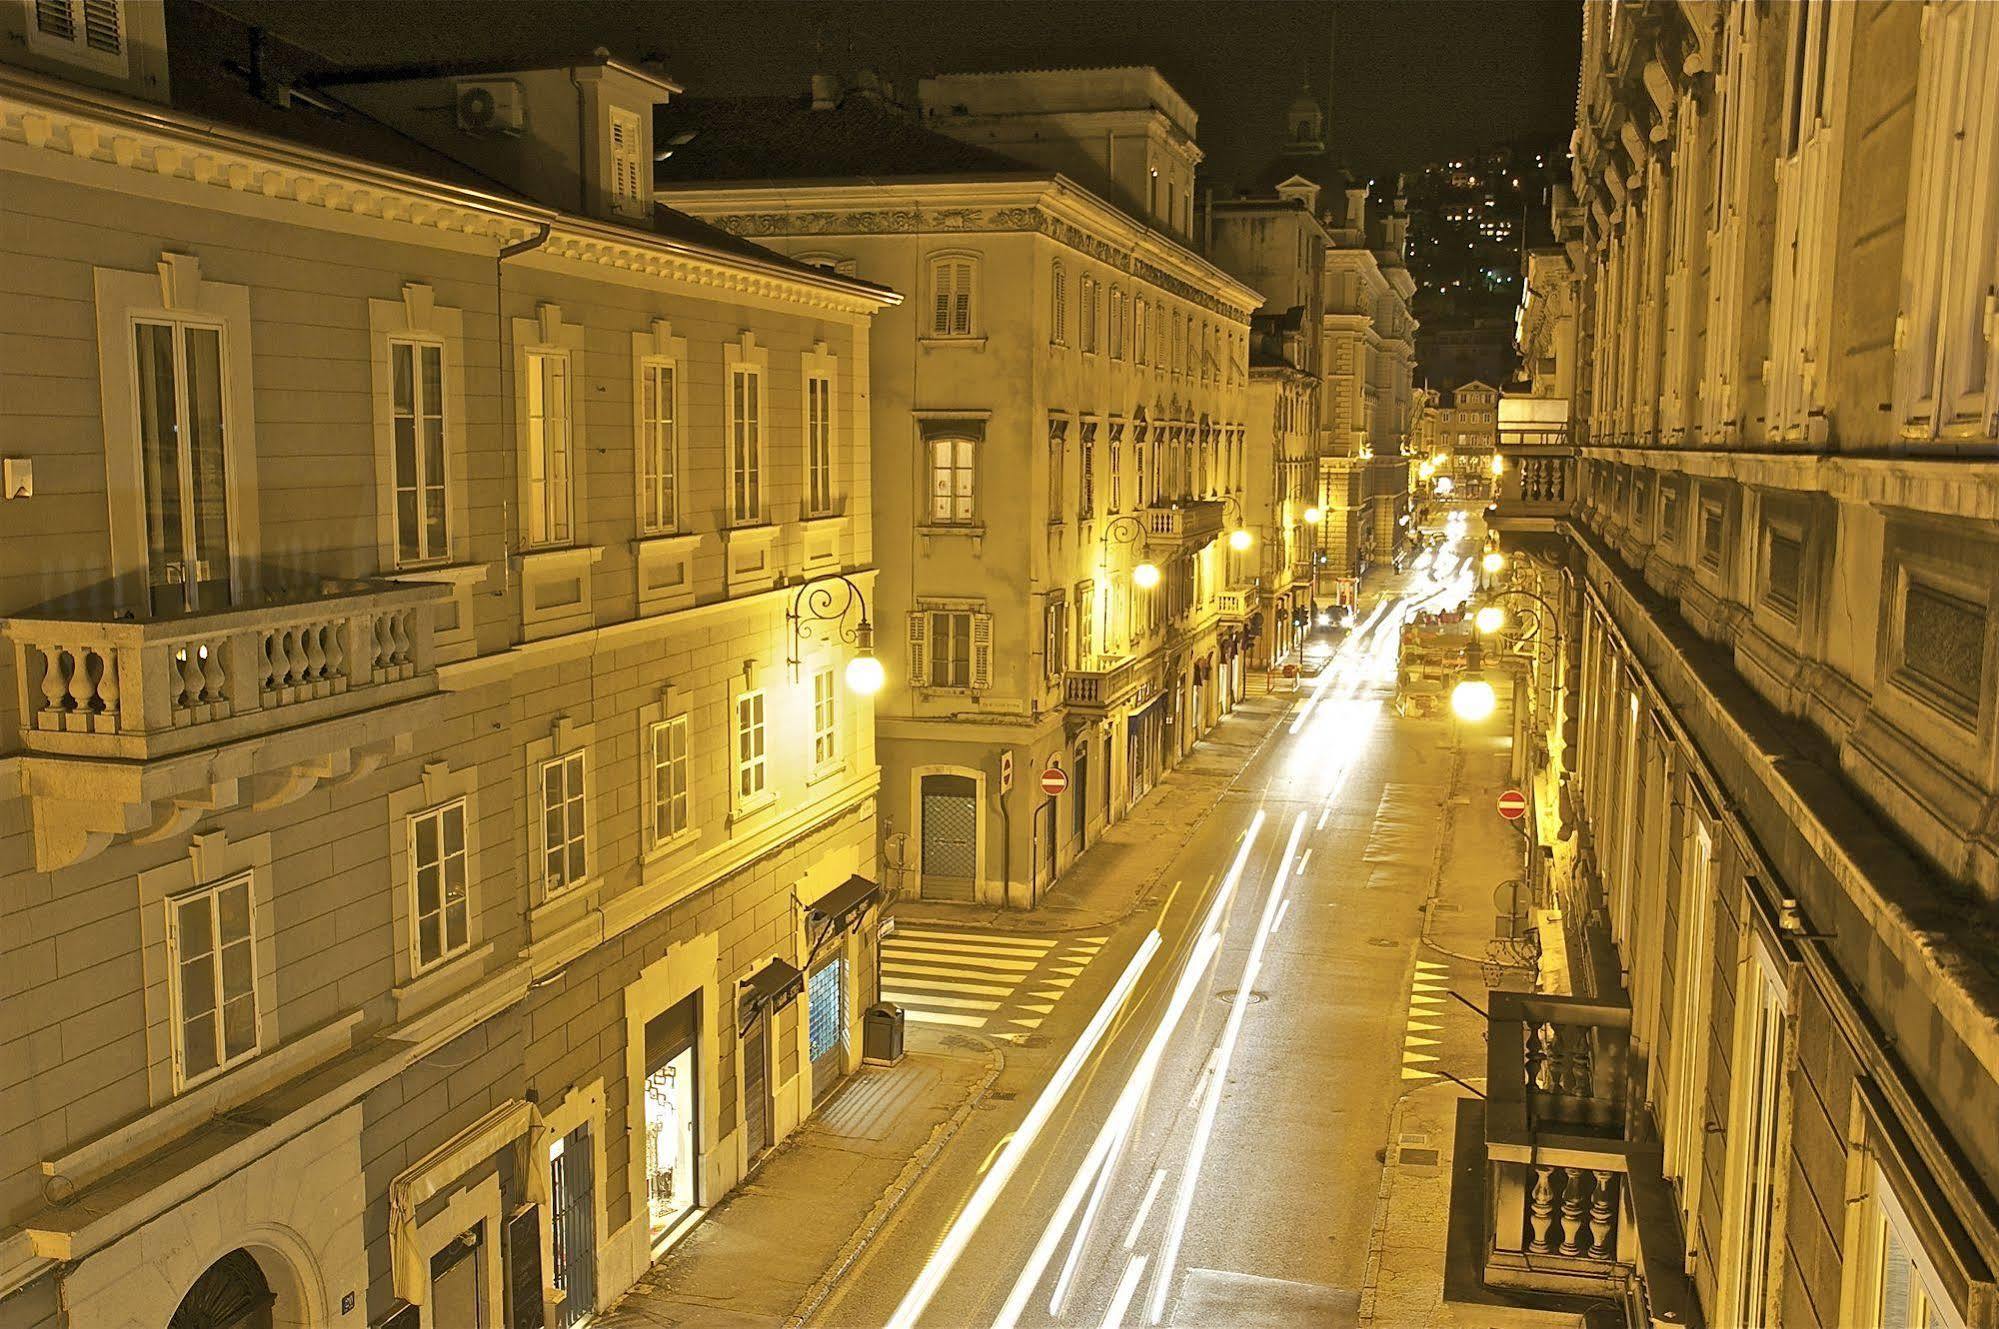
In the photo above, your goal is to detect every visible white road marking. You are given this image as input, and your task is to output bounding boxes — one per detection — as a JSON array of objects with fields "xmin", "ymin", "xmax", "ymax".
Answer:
[
  {"xmin": 905, "ymin": 1009, "xmax": 986, "ymax": 1028},
  {"xmin": 1123, "ymin": 1169, "xmax": 1167, "ymax": 1251},
  {"xmin": 881, "ymin": 991, "xmax": 1000, "ymax": 1012},
  {"xmin": 1101, "ymin": 1255, "xmax": 1149, "ymax": 1329},
  {"xmin": 1273, "ymin": 896, "xmax": 1293, "ymax": 933}
]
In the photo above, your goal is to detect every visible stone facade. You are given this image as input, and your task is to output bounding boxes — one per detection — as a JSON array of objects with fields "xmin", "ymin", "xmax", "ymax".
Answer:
[
  {"xmin": 0, "ymin": 12, "xmax": 894, "ymax": 1326},
  {"xmin": 1475, "ymin": 3, "xmax": 1999, "ymax": 1326}
]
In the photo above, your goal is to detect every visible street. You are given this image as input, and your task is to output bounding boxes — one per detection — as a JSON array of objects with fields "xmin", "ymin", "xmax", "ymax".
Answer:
[{"xmin": 810, "ymin": 534, "xmax": 1492, "ymax": 1329}]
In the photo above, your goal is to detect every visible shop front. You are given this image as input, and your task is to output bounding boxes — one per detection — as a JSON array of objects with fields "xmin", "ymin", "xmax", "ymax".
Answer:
[
  {"xmin": 803, "ymin": 874, "xmax": 881, "ymax": 1105},
  {"xmin": 642, "ymin": 994, "xmax": 701, "ymax": 1251}
]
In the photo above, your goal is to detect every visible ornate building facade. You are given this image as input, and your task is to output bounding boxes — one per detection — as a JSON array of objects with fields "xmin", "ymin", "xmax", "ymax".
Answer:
[
  {"xmin": 1471, "ymin": 3, "xmax": 1999, "ymax": 1326},
  {"xmin": 0, "ymin": 5, "xmax": 895, "ymax": 1325},
  {"xmin": 656, "ymin": 69, "xmax": 1260, "ymax": 909}
]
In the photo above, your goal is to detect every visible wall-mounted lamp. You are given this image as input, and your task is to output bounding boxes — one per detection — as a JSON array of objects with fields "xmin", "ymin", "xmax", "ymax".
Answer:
[{"xmin": 787, "ymin": 573, "xmax": 884, "ymax": 695}]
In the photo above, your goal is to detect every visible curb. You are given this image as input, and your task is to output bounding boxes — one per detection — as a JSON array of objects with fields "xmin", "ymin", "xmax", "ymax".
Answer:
[
  {"xmin": 1357, "ymin": 1090, "xmax": 1408, "ymax": 1326},
  {"xmin": 783, "ymin": 1040, "xmax": 1006, "ymax": 1328}
]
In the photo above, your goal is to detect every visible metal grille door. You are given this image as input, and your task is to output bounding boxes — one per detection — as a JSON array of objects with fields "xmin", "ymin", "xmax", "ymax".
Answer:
[
  {"xmin": 744, "ymin": 1014, "xmax": 771, "ymax": 1160},
  {"xmin": 920, "ymin": 775, "xmax": 977, "ymax": 900},
  {"xmin": 549, "ymin": 1126, "xmax": 596, "ymax": 1327}
]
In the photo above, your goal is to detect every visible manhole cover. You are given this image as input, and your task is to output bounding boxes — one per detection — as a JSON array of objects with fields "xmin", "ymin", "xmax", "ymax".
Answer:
[
  {"xmin": 1213, "ymin": 988, "xmax": 1268, "ymax": 1005},
  {"xmin": 1368, "ymin": 937, "xmax": 1397, "ymax": 948},
  {"xmin": 1398, "ymin": 1147, "xmax": 1441, "ymax": 1167}
]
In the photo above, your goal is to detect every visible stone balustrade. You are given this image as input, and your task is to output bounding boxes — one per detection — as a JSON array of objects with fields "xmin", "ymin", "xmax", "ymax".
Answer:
[
  {"xmin": 3, "ymin": 579, "xmax": 441, "ymax": 761},
  {"xmin": 1491, "ymin": 432, "xmax": 1578, "ymax": 535},
  {"xmin": 1063, "ymin": 655, "xmax": 1141, "ymax": 711},
  {"xmin": 1143, "ymin": 499, "xmax": 1224, "ymax": 549},
  {"xmin": 1215, "ymin": 586, "xmax": 1255, "ymax": 620}
]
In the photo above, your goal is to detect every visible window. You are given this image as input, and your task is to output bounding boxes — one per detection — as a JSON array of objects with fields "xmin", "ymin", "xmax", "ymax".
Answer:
[
  {"xmin": 25, "ymin": 0, "xmax": 125, "ymax": 73},
  {"xmin": 805, "ymin": 370, "xmax": 834, "ymax": 516},
  {"xmin": 1044, "ymin": 593, "xmax": 1068, "ymax": 680},
  {"xmin": 526, "ymin": 350, "xmax": 572, "ymax": 546},
  {"xmin": 541, "ymin": 751, "xmax": 588, "ymax": 893},
  {"xmin": 1663, "ymin": 816, "xmax": 1715, "ymax": 1227},
  {"xmin": 1051, "ymin": 260, "xmax": 1067, "ymax": 345},
  {"xmin": 649, "ymin": 717, "xmax": 690, "ymax": 845},
  {"xmin": 928, "ymin": 255, "xmax": 976, "ymax": 337},
  {"xmin": 409, "ymin": 801, "xmax": 470, "ymax": 970},
  {"xmin": 389, "ymin": 340, "xmax": 448, "ymax": 564},
  {"xmin": 1763, "ymin": 529, "xmax": 1803, "ymax": 619},
  {"xmin": 1858, "ymin": 1175, "xmax": 1969, "ymax": 1329},
  {"xmin": 928, "ymin": 435, "xmax": 976, "ymax": 525},
  {"xmin": 1171, "ymin": 311, "xmax": 1183, "ymax": 375},
  {"xmin": 928, "ymin": 611, "xmax": 972, "ymax": 689},
  {"xmin": 608, "ymin": 106, "xmax": 647, "ymax": 218},
  {"xmin": 735, "ymin": 691, "xmax": 767, "ymax": 801},
  {"xmin": 1109, "ymin": 285, "xmax": 1125, "ymax": 359},
  {"xmin": 1081, "ymin": 276, "xmax": 1099, "ymax": 354},
  {"xmin": 133, "ymin": 318, "xmax": 232, "ymax": 612},
  {"xmin": 639, "ymin": 358, "xmax": 679, "ymax": 533},
  {"xmin": 1898, "ymin": 579, "xmax": 1987, "ymax": 725},
  {"xmin": 1135, "ymin": 296, "xmax": 1148, "ymax": 364},
  {"xmin": 812, "ymin": 667, "xmax": 838, "ymax": 768},
  {"xmin": 1698, "ymin": 500, "xmax": 1725, "ymax": 570},
  {"xmin": 168, "ymin": 875, "xmax": 258, "ymax": 1087},
  {"xmin": 1076, "ymin": 582, "xmax": 1095, "ymax": 660},
  {"xmin": 1079, "ymin": 423, "xmax": 1096, "ymax": 522},
  {"xmin": 1108, "ymin": 425, "xmax": 1123, "ymax": 513},
  {"xmin": 1047, "ymin": 417, "xmax": 1068, "ymax": 520},
  {"xmin": 1722, "ymin": 935, "xmax": 1788, "ymax": 1326},
  {"xmin": 729, "ymin": 365, "xmax": 763, "ymax": 524}
]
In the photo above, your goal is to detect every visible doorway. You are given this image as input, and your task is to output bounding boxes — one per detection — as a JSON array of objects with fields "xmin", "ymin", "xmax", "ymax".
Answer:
[
  {"xmin": 1032, "ymin": 798, "xmax": 1057, "ymax": 896},
  {"xmin": 919, "ymin": 773, "xmax": 978, "ymax": 901},
  {"xmin": 430, "ymin": 1228, "xmax": 483, "ymax": 1328},
  {"xmin": 644, "ymin": 994, "xmax": 700, "ymax": 1249},
  {"xmin": 169, "ymin": 1250, "xmax": 273, "ymax": 1329},
  {"xmin": 135, "ymin": 319, "xmax": 234, "ymax": 615},
  {"xmin": 549, "ymin": 1125, "xmax": 596, "ymax": 1328},
  {"xmin": 1072, "ymin": 746, "xmax": 1090, "ymax": 848},
  {"xmin": 807, "ymin": 955, "xmax": 847, "ymax": 1103},
  {"xmin": 743, "ymin": 1010, "xmax": 772, "ymax": 1164}
]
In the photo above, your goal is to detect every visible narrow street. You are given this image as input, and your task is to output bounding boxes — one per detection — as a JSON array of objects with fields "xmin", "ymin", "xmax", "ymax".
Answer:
[{"xmin": 806, "ymin": 533, "xmax": 1494, "ymax": 1329}]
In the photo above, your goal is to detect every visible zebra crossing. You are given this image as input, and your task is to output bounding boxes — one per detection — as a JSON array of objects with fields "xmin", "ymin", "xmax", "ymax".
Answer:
[
  {"xmin": 881, "ymin": 925, "xmax": 1107, "ymax": 1035},
  {"xmin": 1400, "ymin": 957, "xmax": 1450, "ymax": 1081}
]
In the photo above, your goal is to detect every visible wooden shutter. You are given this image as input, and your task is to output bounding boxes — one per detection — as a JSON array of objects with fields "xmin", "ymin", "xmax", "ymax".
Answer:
[
  {"xmin": 506, "ymin": 1204, "xmax": 544, "ymax": 1329},
  {"xmin": 931, "ymin": 264, "xmax": 953, "ymax": 335},
  {"xmin": 81, "ymin": 0, "xmax": 119, "ymax": 51},
  {"xmin": 950, "ymin": 261, "xmax": 973, "ymax": 335},
  {"xmin": 906, "ymin": 612, "xmax": 928, "ymax": 686},
  {"xmin": 971, "ymin": 613, "xmax": 993, "ymax": 691}
]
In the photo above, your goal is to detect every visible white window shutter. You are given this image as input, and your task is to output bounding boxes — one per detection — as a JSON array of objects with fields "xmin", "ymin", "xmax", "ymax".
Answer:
[
  {"xmin": 80, "ymin": 0, "xmax": 119, "ymax": 51},
  {"xmin": 907, "ymin": 612, "xmax": 928, "ymax": 686},
  {"xmin": 971, "ymin": 613, "xmax": 993, "ymax": 691},
  {"xmin": 951, "ymin": 262, "xmax": 973, "ymax": 335}
]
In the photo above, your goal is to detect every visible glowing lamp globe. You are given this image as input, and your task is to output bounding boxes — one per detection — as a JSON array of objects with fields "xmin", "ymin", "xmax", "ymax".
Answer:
[
  {"xmin": 1481, "ymin": 550, "xmax": 1506, "ymax": 574},
  {"xmin": 1228, "ymin": 528, "xmax": 1253, "ymax": 552},
  {"xmin": 1435, "ymin": 475, "xmax": 1456, "ymax": 495},
  {"xmin": 1303, "ymin": 506, "xmax": 1324, "ymax": 525},
  {"xmin": 1451, "ymin": 677, "xmax": 1498, "ymax": 722},
  {"xmin": 1132, "ymin": 561, "xmax": 1163, "ymax": 589},
  {"xmin": 1474, "ymin": 605, "xmax": 1507, "ymax": 635},
  {"xmin": 1490, "ymin": 455, "xmax": 1506, "ymax": 476},
  {"xmin": 845, "ymin": 653, "xmax": 886, "ymax": 695}
]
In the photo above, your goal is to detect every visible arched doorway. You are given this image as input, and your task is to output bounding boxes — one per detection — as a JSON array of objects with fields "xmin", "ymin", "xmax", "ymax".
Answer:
[
  {"xmin": 918, "ymin": 773, "xmax": 978, "ymax": 901},
  {"xmin": 171, "ymin": 1250, "xmax": 274, "ymax": 1329}
]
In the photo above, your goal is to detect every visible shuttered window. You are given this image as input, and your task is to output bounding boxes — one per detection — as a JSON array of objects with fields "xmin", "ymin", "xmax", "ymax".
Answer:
[
  {"xmin": 29, "ymin": 0, "xmax": 125, "ymax": 71},
  {"xmin": 909, "ymin": 609, "xmax": 991, "ymax": 691},
  {"xmin": 1050, "ymin": 261, "xmax": 1068, "ymax": 345},
  {"xmin": 609, "ymin": 107, "xmax": 647, "ymax": 218},
  {"xmin": 928, "ymin": 256, "xmax": 977, "ymax": 337}
]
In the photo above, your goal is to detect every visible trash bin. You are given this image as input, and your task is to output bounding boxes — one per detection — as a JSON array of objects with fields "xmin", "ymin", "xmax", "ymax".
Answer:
[{"xmin": 863, "ymin": 1002, "xmax": 904, "ymax": 1066}]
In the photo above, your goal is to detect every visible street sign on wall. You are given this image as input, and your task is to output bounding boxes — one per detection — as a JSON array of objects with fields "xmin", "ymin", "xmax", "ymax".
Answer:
[
  {"xmin": 1497, "ymin": 789, "xmax": 1528, "ymax": 821},
  {"xmin": 1040, "ymin": 766, "xmax": 1069, "ymax": 796},
  {"xmin": 999, "ymin": 749, "xmax": 1013, "ymax": 795}
]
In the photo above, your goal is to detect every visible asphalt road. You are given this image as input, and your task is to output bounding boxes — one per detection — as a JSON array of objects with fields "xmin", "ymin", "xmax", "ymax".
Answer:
[{"xmin": 815, "ymin": 534, "xmax": 1485, "ymax": 1329}]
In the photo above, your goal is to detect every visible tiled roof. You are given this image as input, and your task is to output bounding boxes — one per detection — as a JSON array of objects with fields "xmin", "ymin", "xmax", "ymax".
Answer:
[{"xmin": 654, "ymin": 95, "xmax": 1045, "ymax": 186}]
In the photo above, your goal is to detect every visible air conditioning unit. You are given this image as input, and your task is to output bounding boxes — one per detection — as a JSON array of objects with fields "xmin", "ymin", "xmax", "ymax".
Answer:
[{"xmin": 455, "ymin": 80, "xmax": 524, "ymax": 134}]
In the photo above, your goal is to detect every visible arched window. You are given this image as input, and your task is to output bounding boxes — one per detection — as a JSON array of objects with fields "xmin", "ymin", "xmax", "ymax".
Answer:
[{"xmin": 927, "ymin": 253, "xmax": 979, "ymax": 338}]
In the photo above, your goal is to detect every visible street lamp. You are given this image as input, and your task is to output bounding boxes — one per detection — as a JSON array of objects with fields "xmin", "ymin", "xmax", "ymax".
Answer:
[
  {"xmin": 1474, "ymin": 605, "xmax": 1507, "ymax": 635},
  {"xmin": 1100, "ymin": 513, "xmax": 1162, "ymax": 589},
  {"xmin": 1450, "ymin": 635, "xmax": 1499, "ymax": 722},
  {"xmin": 787, "ymin": 573, "xmax": 885, "ymax": 695},
  {"xmin": 1131, "ymin": 561, "xmax": 1162, "ymax": 590},
  {"xmin": 1482, "ymin": 549, "xmax": 1506, "ymax": 574},
  {"xmin": 1303, "ymin": 505, "xmax": 1324, "ymax": 526},
  {"xmin": 1219, "ymin": 493, "xmax": 1254, "ymax": 552}
]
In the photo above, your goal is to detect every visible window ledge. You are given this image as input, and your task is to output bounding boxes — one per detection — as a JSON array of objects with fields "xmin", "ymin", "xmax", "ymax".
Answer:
[
  {"xmin": 393, "ymin": 942, "xmax": 496, "ymax": 1027},
  {"xmin": 633, "ymin": 530, "xmax": 701, "ymax": 551},
  {"xmin": 728, "ymin": 791, "xmax": 779, "ymax": 828},
  {"xmin": 394, "ymin": 561, "xmax": 490, "ymax": 588},
  {"xmin": 530, "ymin": 875, "xmax": 603, "ymax": 931},
  {"xmin": 918, "ymin": 523, "xmax": 985, "ymax": 539},
  {"xmin": 643, "ymin": 825, "xmax": 703, "ymax": 865},
  {"xmin": 919, "ymin": 336, "xmax": 988, "ymax": 350},
  {"xmin": 808, "ymin": 760, "xmax": 849, "ymax": 788}
]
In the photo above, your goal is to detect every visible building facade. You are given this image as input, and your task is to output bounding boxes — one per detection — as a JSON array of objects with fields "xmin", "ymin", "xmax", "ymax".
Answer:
[
  {"xmin": 0, "ymin": 6, "xmax": 895, "ymax": 1326},
  {"xmin": 1438, "ymin": 379, "xmax": 1500, "ymax": 500},
  {"xmin": 1470, "ymin": 3, "xmax": 1999, "ymax": 1326},
  {"xmin": 656, "ymin": 69, "xmax": 1260, "ymax": 910}
]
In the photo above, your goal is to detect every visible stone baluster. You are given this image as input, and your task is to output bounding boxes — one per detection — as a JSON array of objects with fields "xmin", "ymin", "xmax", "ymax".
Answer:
[
  {"xmin": 1589, "ymin": 1170, "xmax": 1615, "ymax": 1258},
  {"xmin": 304, "ymin": 620, "xmax": 327, "ymax": 683},
  {"xmin": 39, "ymin": 644, "xmax": 72, "ymax": 720},
  {"xmin": 389, "ymin": 608, "xmax": 412, "ymax": 667},
  {"xmin": 1528, "ymin": 1165, "xmax": 1556, "ymax": 1253},
  {"xmin": 1558, "ymin": 1167, "xmax": 1587, "ymax": 1255},
  {"xmin": 324, "ymin": 618, "xmax": 347, "ymax": 684},
  {"xmin": 199, "ymin": 640, "xmax": 227, "ymax": 706},
  {"xmin": 174, "ymin": 645, "xmax": 204, "ymax": 712},
  {"xmin": 94, "ymin": 645, "xmax": 119, "ymax": 720},
  {"xmin": 64, "ymin": 645, "xmax": 97, "ymax": 716}
]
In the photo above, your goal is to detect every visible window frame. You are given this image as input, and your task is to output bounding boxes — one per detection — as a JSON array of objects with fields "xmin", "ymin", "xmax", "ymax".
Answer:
[
  {"xmin": 811, "ymin": 665, "xmax": 839, "ymax": 773},
  {"xmin": 607, "ymin": 104, "xmax": 648, "ymax": 219},
  {"xmin": 648, "ymin": 715, "xmax": 692, "ymax": 849},
  {"xmin": 386, "ymin": 335, "xmax": 452, "ymax": 566},
  {"xmin": 523, "ymin": 346, "xmax": 575, "ymax": 549},
  {"xmin": 637, "ymin": 354, "xmax": 682, "ymax": 536},
  {"xmin": 926, "ymin": 252, "xmax": 980, "ymax": 339},
  {"xmin": 926, "ymin": 433, "xmax": 978, "ymax": 527},
  {"xmin": 165, "ymin": 872, "xmax": 261, "ymax": 1091},
  {"xmin": 540, "ymin": 749, "xmax": 590, "ymax": 896},
  {"xmin": 734, "ymin": 688, "xmax": 770, "ymax": 809},
  {"xmin": 24, "ymin": 0, "xmax": 128, "ymax": 75},
  {"xmin": 728, "ymin": 362, "xmax": 766, "ymax": 527},
  {"xmin": 408, "ymin": 798, "xmax": 472, "ymax": 974},
  {"xmin": 803, "ymin": 348, "xmax": 837, "ymax": 518}
]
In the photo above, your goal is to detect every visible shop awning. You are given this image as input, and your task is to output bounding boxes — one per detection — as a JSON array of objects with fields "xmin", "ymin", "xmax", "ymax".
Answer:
[
  {"xmin": 806, "ymin": 875, "xmax": 880, "ymax": 930},
  {"xmin": 738, "ymin": 958, "xmax": 803, "ymax": 1026}
]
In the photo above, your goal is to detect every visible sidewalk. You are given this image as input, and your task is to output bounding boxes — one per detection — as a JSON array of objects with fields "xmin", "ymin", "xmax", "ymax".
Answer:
[
  {"xmin": 1360, "ymin": 712, "xmax": 1585, "ymax": 1329},
  {"xmin": 892, "ymin": 689, "xmax": 1295, "ymax": 936},
  {"xmin": 598, "ymin": 1047, "xmax": 998, "ymax": 1328}
]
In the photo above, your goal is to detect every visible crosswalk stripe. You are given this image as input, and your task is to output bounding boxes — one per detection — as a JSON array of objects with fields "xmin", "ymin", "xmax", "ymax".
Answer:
[
  {"xmin": 1407, "ymin": 1021, "xmax": 1441, "ymax": 1033},
  {"xmin": 1402, "ymin": 1050, "xmax": 1437, "ymax": 1065},
  {"xmin": 884, "ymin": 936, "xmax": 1047, "ymax": 962},
  {"xmin": 1031, "ymin": 988, "xmax": 1068, "ymax": 1000},
  {"xmin": 892, "ymin": 928, "xmax": 1054, "ymax": 953},
  {"xmin": 1010, "ymin": 1016, "xmax": 1044, "ymax": 1029},
  {"xmin": 882, "ymin": 950, "xmax": 1039, "ymax": 974},
  {"xmin": 882, "ymin": 957, "xmax": 1033, "ymax": 981},
  {"xmin": 1019, "ymin": 1002, "xmax": 1055, "ymax": 1015},
  {"xmin": 1051, "ymin": 965, "xmax": 1085, "ymax": 978},
  {"xmin": 1403, "ymin": 1035, "xmax": 1439, "ymax": 1048},
  {"xmin": 1083, "ymin": 936, "xmax": 1110, "ymax": 944},
  {"xmin": 876, "ymin": 974, "xmax": 1012, "ymax": 997},
  {"xmin": 906, "ymin": 1009, "xmax": 987, "ymax": 1028},
  {"xmin": 1401, "ymin": 1068, "xmax": 1438, "ymax": 1080},
  {"xmin": 882, "ymin": 991, "xmax": 1001, "ymax": 1012},
  {"xmin": 1415, "ymin": 960, "xmax": 1449, "ymax": 972}
]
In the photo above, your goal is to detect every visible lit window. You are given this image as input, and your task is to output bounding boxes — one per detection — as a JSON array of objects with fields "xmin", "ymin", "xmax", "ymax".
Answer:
[
  {"xmin": 649, "ymin": 717, "xmax": 689, "ymax": 844},
  {"xmin": 168, "ymin": 875, "xmax": 258, "ymax": 1087},
  {"xmin": 389, "ymin": 340, "xmax": 448, "ymax": 564},
  {"xmin": 525, "ymin": 350, "xmax": 572, "ymax": 546},
  {"xmin": 409, "ymin": 801, "xmax": 470, "ymax": 970},
  {"xmin": 540, "ymin": 751, "xmax": 588, "ymax": 893},
  {"xmin": 729, "ymin": 365, "xmax": 763, "ymax": 524},
  {"xmin": 805, "ymin": 370, "xmax": 834, "ymax": 516},
  {"xmin": 735, "ymin": 691, "xmax": 767, "ymax": 800},
  {"xmin": 812, "ymin": 667, "xmax": 838, "ymax": 768},
  {"xmin": 928, "ymin": 435, "xmax": 976, "ymax": 525}
]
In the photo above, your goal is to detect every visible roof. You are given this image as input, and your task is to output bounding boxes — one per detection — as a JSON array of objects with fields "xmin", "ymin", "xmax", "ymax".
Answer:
[
  {"xmin": 655, "ymin": 94, "xmax": 1045, "ymax": 186},
  {"xmin": 1241, "ymin": 148, "xmax": 1353, "ymax": 202},
  {"xmin": 314, "ymin": 53, "xmax": 682, "ymax": 96}
]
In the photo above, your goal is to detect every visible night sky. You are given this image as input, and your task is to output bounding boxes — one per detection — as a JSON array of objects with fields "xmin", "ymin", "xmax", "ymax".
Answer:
[{"xmin": 226, "ymin": 0, "xmax": 1581, "ymax": 190}]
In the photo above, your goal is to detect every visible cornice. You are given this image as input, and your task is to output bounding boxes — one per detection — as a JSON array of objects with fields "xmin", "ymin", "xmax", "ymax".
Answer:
[
  {"xmin": 663, "ymin": 175, "xmax": 1264, "ymax": 321},
  {"xmin": 0, "ymin": 74, "xmax": 895, "ymax": 318}
]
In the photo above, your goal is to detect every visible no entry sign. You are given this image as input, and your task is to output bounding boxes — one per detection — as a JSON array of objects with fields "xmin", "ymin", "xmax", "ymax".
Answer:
[
  {"xmin": 1497, "ymin": 789, "xmax": 1529, "ymax": 821},
  {"xmin": 1040, "ymin": 766, "xmax": 1070, "ymax": 796}
]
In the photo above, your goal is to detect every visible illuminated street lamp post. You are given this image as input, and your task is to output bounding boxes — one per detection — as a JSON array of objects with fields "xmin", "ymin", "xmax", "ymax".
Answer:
[{"xmin": 787, "ymin": 573, "xmax": 885, "ymax": 695}]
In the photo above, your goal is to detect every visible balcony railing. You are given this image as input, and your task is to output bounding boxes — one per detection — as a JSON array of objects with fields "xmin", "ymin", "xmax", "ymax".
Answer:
[
  {"xmin": 1491, "ymin": 433, "xmax": 1577, "ymax": 533},
  {"xmin": 1063, "ymin": 655, "xmax": 1141, "ymax": 710},
  {"xmin": 1143, "ymin": 499, "xmax": 1224, "ymax": 550},
  {"xmin": 1215, "ymin": 586, "xmax": 1255, "ymax": 620},
  {"xmin": 3, "ymin": 579, "xmax": 441, "ymax": 762}
]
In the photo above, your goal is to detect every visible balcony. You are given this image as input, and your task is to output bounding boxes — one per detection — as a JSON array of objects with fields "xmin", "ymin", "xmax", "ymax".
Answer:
[
  {"xmin": 1143, "ymin": 499, "xmax": 1224, "ymax": 551},
  {"xmin": 1467, "ymin": 989, "xmax": 1701, "ymax": 1324},
  {"xmin": 1490, "ymin": 438, "xmax": 1577, "ymax": 536},
  {"xmin": 2, "ymin": 578, "xmax": 446, "ymax": 870},
  {"xmin": 1215, "ymin": 586, "xmax": 1255, "ymax": 621},
  {"xmin": 1063, "ymin": 655, "xmax": 1142, "ymax": 713}
]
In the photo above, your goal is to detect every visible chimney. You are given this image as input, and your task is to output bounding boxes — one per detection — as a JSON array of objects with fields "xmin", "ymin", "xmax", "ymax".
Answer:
[{"xmin": 810, "ymin": 72, "xmax": 842, "ymax": 110}]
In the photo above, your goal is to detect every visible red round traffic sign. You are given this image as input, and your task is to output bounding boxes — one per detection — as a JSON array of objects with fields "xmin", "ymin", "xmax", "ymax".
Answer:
[
  {"xmin": 1497, "ymin": 789, "xmax": 1528, "ymax": 821},
  {"xmin": 1040, "ymin": 766, "xmax": 1070, "ymax": 796}
]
